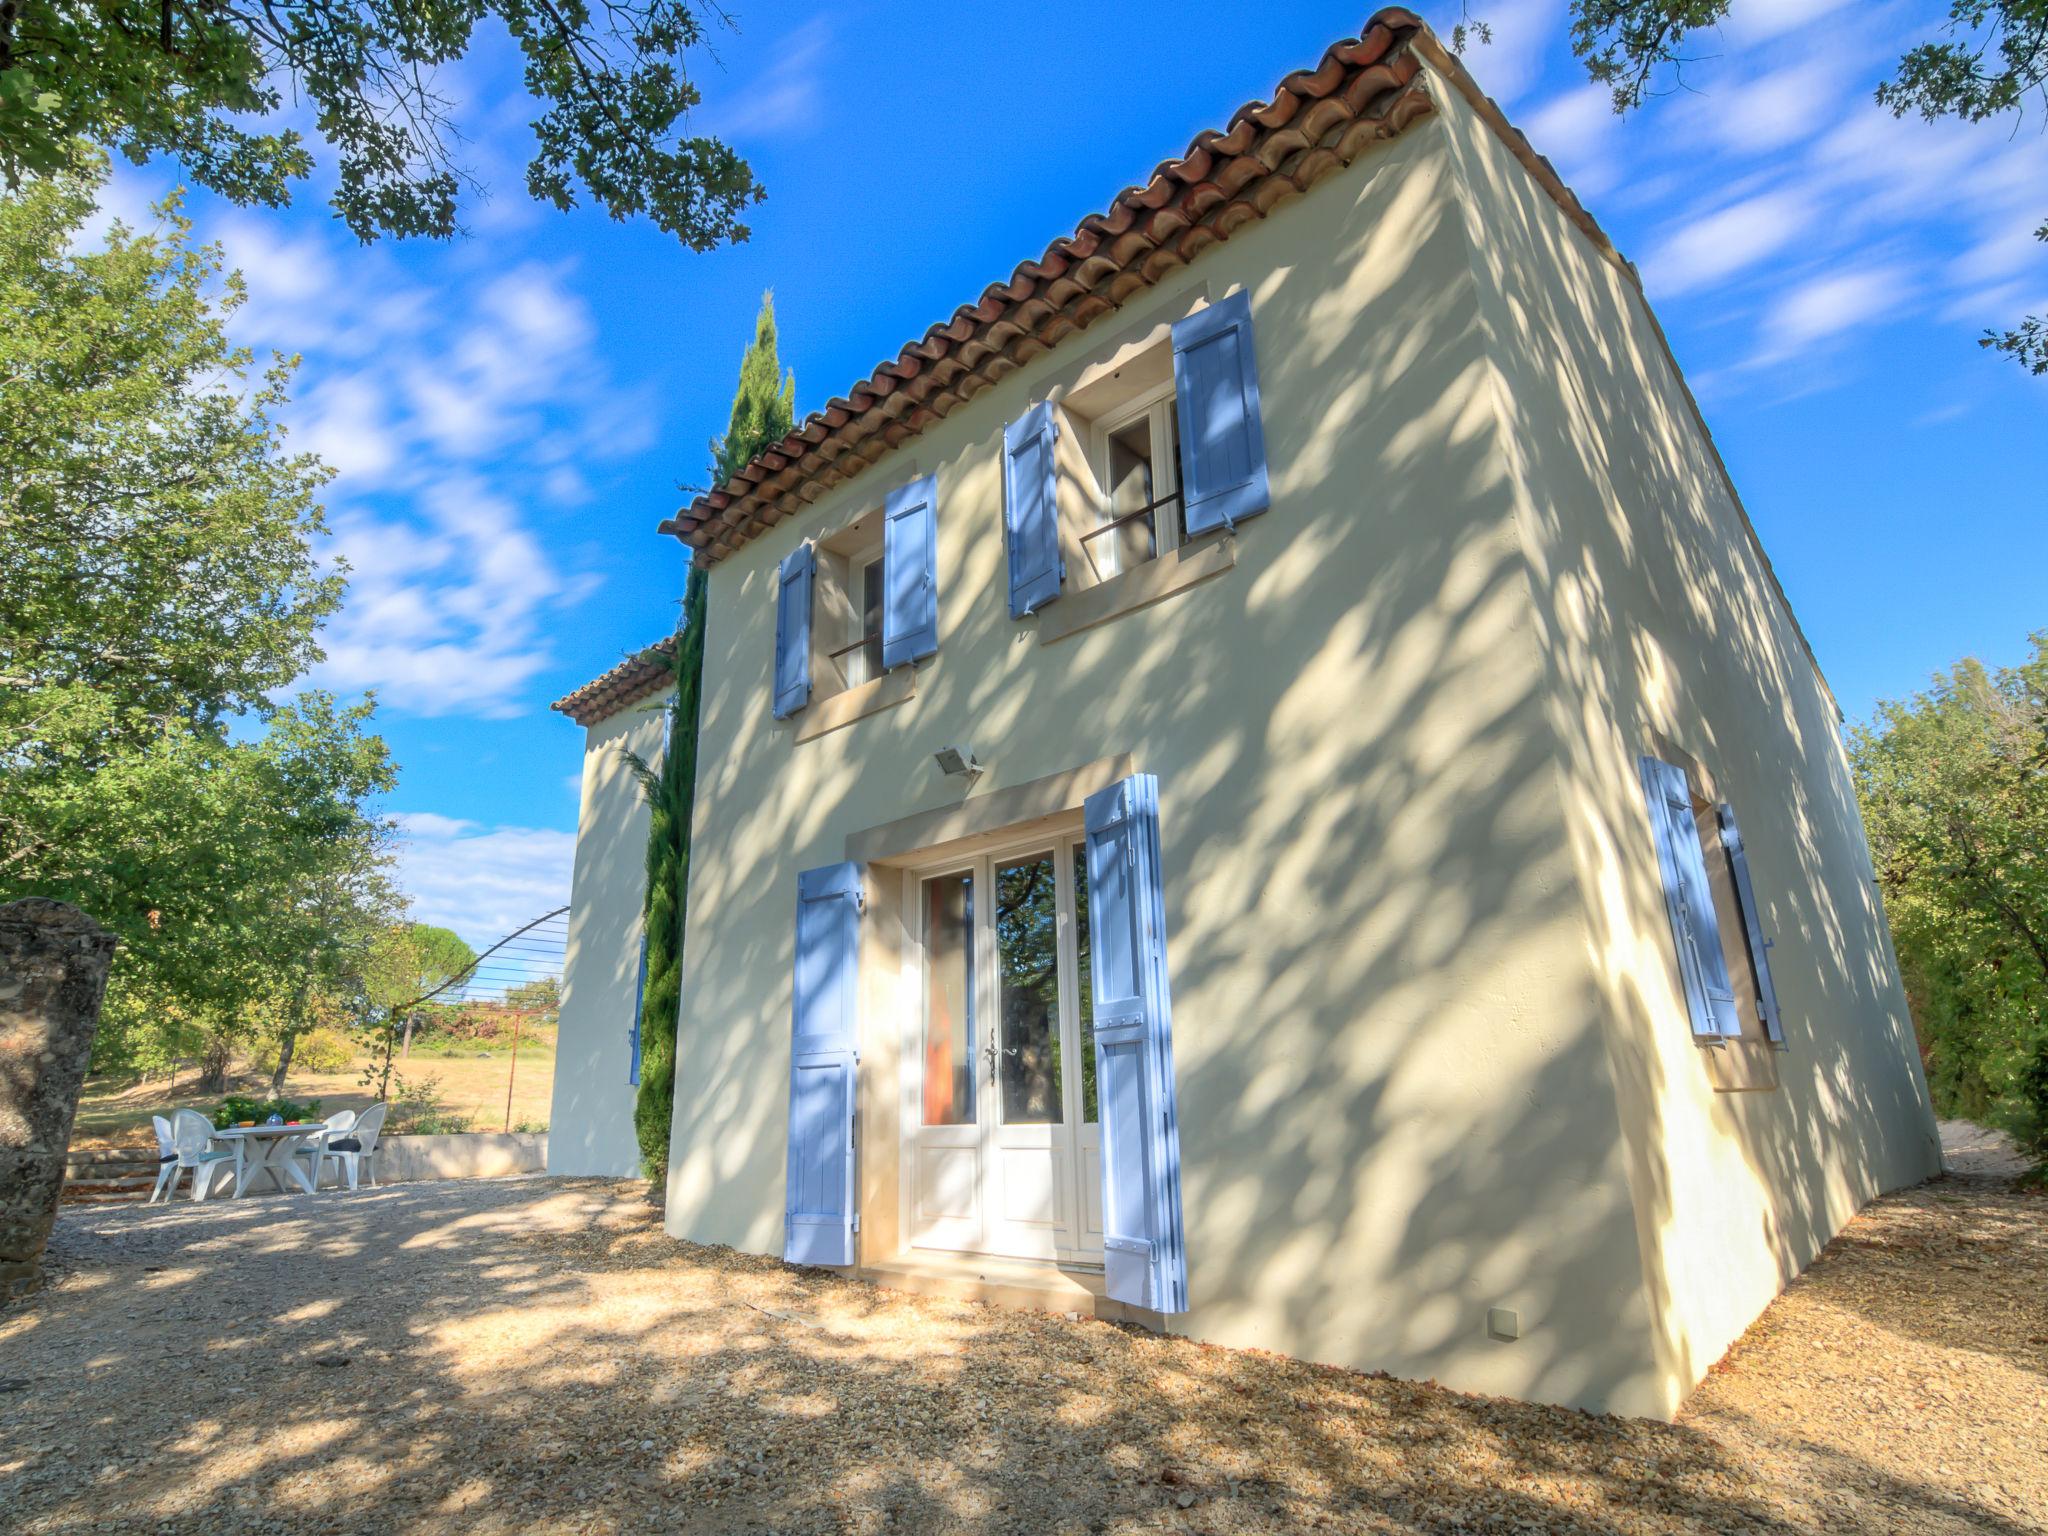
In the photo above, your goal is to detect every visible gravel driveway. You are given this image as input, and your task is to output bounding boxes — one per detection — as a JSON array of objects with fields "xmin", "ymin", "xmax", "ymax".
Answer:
[{"xmin": 2, "ymin": 1146, "xmax": 2041, "ymax": 1535}]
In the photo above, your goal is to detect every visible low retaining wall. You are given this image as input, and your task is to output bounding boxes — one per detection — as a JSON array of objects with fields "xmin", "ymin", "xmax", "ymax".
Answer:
[
  {"xmin": 61, "ymin": 1130, "xmax": 550, "ymax": 1203},
  {"xmin": 376, "ymin": 1131, "xmax": 548, "ymax": 1185}
]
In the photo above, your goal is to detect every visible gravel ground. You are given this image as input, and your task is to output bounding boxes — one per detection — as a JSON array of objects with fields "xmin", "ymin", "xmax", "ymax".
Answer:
[{"xmin": 1, "ymin": 1142, "xmax": 2041, "ymax": 1536}]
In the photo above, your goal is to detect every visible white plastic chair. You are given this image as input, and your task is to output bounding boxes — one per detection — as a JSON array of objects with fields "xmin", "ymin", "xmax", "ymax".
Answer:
[
  {"xmin": 169, "ymin": 1107, "xmax": 240, "ymax": 1202},
  {"xmin": 309, "ymin": 1102, "xmax": 386, "ymax": 1191},
  {"xmin": 147, "ymin": 1115, "xmax": 179, "ymax": 1203},
  {"xmin": 293, "ymin": 1108, "xmax": 358, "ymax": 1189}
]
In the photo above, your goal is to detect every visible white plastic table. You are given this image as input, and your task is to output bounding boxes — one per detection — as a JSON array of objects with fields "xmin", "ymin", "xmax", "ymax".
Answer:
[{"xmin": 210, "ymin": 1124, "xmax": 326, "ymax": 1196}]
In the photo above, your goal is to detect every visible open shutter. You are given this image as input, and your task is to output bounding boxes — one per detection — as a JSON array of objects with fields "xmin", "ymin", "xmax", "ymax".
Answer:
[
  {"xmin": 1003, "ymin": 402, "xmax": 1064, "ymax": 616},
  {"xmin": 1083, "ymin": 774, "xmax": 1188, "ymax": 1313},
  {"xmin": 785, "ymin": 862, "xmax": 862, "ymax": 1266},
  {"xmin": 772, "ymin": 544, "xmax": 814, "ymax": 719},
  {"xmin": 1639, "ymin": 756, "xmax": 1740, "ymax": 1038},
  {"xmin": 1172, "ymin": 290, "xmax": 1269, "ymax": 536},
  {"xmin": 881, "ymin": 474, "xmax": 939, "ymax": 669},
  {"xmin": 1716, "ymin": 804, "xmax": 1784, "ymax": 1044}
]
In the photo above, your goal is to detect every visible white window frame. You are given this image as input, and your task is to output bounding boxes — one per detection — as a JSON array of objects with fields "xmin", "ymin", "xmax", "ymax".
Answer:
[{"xmin": 1088, "ymin": 382, "xmax": 1181, "ymax": 581}]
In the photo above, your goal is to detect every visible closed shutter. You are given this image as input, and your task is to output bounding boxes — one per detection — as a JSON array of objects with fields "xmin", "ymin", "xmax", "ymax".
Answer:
[
  {"xmin": 1716, "ymin": 804, "xmax": 1784, "ymax": 1044},
  {"xmin": 881, "ymin": 473, "xmax": 939, "ymax": 669},
  {"xmin": 1083, "ymin": 774, "xmax": 1188, "ymax": 1313},
  {"xmin": 1003, "ymin": 402, "xmax": 1064, "ymax": 616},
  {"xmin": 784, "ymin": 861, "xmax": 862, "ymax": 1266},
  {"xmin": 1172, "ymin": 290, "xmax": 1269, "ymax": 536},
  {"xmin": 772, "ymin": 544, "xmax": 815, "ymax": 719},
  {"xmin": 1639, "ymin": 756, "xmax": 1740, "ymax": 1038}
]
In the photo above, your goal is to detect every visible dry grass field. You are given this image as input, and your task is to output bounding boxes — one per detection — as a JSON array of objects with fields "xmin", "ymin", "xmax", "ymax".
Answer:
[{"xmin": 67, "ymin": 1039, "xmax": 555, "ymax": 1149}]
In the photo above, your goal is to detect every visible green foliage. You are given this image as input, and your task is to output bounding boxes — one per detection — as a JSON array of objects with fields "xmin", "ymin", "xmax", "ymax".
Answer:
[
  {"xmin": 213, "ymin": 1094, "xmax": 322, "ymax": 1129},
  {"xmin": 503, "ymin": 975, "xmax": 561, "ymax": 1023},
  {"xmin": 256, "ymin": 1025, "xmax": 356, "ymax": 1076},
  {"xmin": 630, "ymin": 292, "xmax": 795, "ymax": 1188},
  {"xmin": 1544, "ymin": 0, "xmax": 2048, "ymax": 373},
  {"xmin": 628, "ymin": 572, "xmax": 703, "ymax": 1187},
  {"xmin": 708, "ymin": 292, "xmax": 797, "ymax": 490},
  {"xmin": 0, "ymin": 2, "xmax": 761, "ymax": 247},
  {"xmin": 364, "ymin": 924, "xmax": 478, "ymax": 1009},
  {"xmin": 1850, "ymin": 633, "xmax": 2048, "ymax": 1151},
  {"xmin": 386, "ymin": 1074, "xmax": 471, "ymax": 1135},
  {"xmin": 0, "ymin": 154, "xmax": 400, "ymax": 1084}
]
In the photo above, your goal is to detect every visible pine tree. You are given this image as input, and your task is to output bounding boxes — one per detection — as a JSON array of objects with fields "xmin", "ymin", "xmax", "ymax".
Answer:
[
  {"xmin": 709, "ymin": 291, "xmax": 798, "ymax": 488},
  {"xmin": 630, "ymin": 292, "xmax": 795, "ymax": 1192}
]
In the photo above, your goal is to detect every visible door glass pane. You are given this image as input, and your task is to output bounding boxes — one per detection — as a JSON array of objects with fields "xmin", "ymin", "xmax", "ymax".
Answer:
[
  {"xmin": 922, "ymin": 871, "xmax": 973, "ymax": 1126},
  {"xmin": 859, "ymin": 558, "xmax": 885, "ymax": 684},
  {"xmin": 1070, "ymin": 845, "xmax": 1098, "ymax": 1124},
  {"xmin": 995, "ymin": 852, "xmax": 1062, "ymax": 1124}
]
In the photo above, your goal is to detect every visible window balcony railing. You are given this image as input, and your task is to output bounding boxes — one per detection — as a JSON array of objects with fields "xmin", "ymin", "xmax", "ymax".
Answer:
[{"xmin": 1079, "ymin": 491, "xmax": 1183, "ymax": 582}]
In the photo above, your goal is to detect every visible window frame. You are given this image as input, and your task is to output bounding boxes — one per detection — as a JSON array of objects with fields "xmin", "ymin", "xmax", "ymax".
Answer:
[{"xmin": 1086, "ymin": 382, "xmax": 1183, "ymax": 582}]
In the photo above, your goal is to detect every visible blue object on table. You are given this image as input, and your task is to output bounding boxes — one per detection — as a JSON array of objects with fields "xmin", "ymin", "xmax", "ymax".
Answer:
[{"xmin": 265, "ymin": 1112, "xmax": 284, "ymax": 1125}]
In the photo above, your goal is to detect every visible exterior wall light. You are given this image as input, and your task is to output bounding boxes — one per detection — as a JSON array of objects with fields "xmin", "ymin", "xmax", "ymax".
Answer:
[{"xmin": 933, "ymin": 745, "xmax": 982, "ymax": 781}]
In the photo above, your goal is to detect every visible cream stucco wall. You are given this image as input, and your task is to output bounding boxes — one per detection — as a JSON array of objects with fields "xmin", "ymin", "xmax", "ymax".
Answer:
[
  {"xmin": 656, "ymin": 55, "xmax": 1937, "ymax": 1421},
  {"xmin": 1427, "ymin": 74, "xmax": 1941, "ymax": 1413},
  {"xmin": 666, "ymin": 108, "xmax": 1670, "ymax": 1415},
  {"xmin": 550, "ymin": 699, "xmax": 668, "ymax": 1177}
]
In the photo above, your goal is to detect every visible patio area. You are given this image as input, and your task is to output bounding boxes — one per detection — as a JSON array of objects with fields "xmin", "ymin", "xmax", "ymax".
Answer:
[{"xmin": 1, "ymin": 1159, "xmax": 2042, "ymax": 1535}]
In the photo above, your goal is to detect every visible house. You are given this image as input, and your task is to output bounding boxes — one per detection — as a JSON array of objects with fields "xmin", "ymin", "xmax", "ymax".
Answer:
[{"xmin": 548, "ymin": 9, "xmax": 1940, "ymax": 1419}]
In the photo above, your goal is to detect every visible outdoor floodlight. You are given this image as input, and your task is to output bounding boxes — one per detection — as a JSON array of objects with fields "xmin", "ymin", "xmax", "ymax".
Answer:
[{"xmin": 934, "ymin": 745, "xmax": 983, "ymax": 780}]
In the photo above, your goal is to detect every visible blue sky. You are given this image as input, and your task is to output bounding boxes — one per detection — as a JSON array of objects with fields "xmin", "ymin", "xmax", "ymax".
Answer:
[{"xmin": 95, "ymin": 0, "xmax": 2047, "ymax": 949}]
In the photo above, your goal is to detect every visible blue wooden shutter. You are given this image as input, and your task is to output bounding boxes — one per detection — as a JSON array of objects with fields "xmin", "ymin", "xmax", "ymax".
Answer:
[
  {"xmin": 772, "ymin": 544, "xmax": 814, "ymax": 719},
  {"xmin": 1716, "ymin": 804, "xmax": 1784, "ymax": 1044},
  {"xmin": 628, "ymin": 933, "xmax": 648, "ymax": 1087},
  {"xmin": 1003, "ymin": 402, "xmax": 1063, "ymax": 616},
  {"xmin": 785, "ymin": 861, "xmax": 862, "ymax": 1266},
  {"xmin": 1172, "ymin": 290, "xmax": 1269, "ymax": 536},
  {"xmin": 1083, "ymin": 774, "xmax": 1188, "ymax": 1313},
  {"xmin": 881, "ymin": 474, "xmax": 939, "ymax": 669},
  {"xmin": 1639, "ymin": 756, "xmax": 1740, "ymax": 1038}
]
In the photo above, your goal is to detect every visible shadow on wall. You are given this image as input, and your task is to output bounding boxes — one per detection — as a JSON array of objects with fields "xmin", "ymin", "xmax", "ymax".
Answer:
[
  {"xmin": 0, "ymin": 1182, "xmax": 2028, "ymax": 1535},
  {"xmin": 1434, "ymin": 84, "xmax": 1939, "ymax": 1400},
  {"xmin": 669, "ymin": 119, "xmax": 1666, "ymax": 1415},
  {"xmin": 662, "ymin": 100, "xmax": 1930, "ymax": 1421}
]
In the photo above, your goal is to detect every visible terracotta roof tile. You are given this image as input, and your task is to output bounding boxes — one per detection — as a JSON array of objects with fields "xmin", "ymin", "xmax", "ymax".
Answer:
[
  {"xmin": 551, "ymin": 634, "xmax": 677, "ymax": 726},
  {"xmin": 658, "ymin": 8, "xmax": 1441, "ymax": 563}
]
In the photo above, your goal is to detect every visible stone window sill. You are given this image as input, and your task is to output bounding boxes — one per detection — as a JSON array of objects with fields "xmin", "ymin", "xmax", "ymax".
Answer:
[
  {"xmin": 1037, "ymin": 533, "xmax": 1236, "ymax": 646},
  {"xmin": 1699, "ymin": 1035, "xmax": 1782, "ymax": 1093},
  {"xmin": 794, "ymin": 666, "xmax": 915, "ymax": 744}
]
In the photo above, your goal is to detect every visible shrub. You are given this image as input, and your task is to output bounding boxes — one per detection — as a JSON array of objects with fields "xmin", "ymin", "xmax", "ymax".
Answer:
[
  {"xmin": 293, "ymin": 1027, "xmax": 357, "ymax": 1074},
  {"xmin": 384, "ymin": 1075, "xmax": 472, "ymax": 1135},
  {"xmin": 213, "ymin": 1094, "xmax": 321, "ymax": 1128}
]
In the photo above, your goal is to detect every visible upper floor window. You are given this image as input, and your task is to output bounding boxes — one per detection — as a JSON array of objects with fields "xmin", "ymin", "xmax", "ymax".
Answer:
[
  {"xmin": 1002, "ymin": 288, "xmax": 1267, "ymax": 620},
  {"xmin": 1087, "ymin": 391, "xmax": 1184, "ymax": 581},
  {"xmin": 772, "ymin": 475, "xmax": 937, "ymax": 722}
]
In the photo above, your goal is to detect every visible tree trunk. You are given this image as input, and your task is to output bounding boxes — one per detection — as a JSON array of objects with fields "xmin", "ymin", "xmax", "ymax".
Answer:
[
  {"xmin": 196, "ymin": 1034, "xmax": 233, "ymax": 1095},
  {"xmin": 269, "ymin": 1029, "xmax": 297, "ymax": 1097},
  {"xmin": 400, "ymin": 1010, "xmax": 416, "ymax": 1059},
  {"xmin": 0, "ymin": 899, "xmax": 119, "ymax": 1299}
]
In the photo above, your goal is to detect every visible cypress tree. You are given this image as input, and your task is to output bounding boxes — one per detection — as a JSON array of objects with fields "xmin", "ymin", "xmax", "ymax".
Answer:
[{"xmin": 629, "ymin": 292, "xmax": 795, "ymax": 1193}]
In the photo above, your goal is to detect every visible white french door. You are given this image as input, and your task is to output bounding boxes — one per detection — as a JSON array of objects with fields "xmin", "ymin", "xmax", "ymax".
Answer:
[{"xmin": 902, "ymin": 835, "xmax": 1103, "ymax": 1266}]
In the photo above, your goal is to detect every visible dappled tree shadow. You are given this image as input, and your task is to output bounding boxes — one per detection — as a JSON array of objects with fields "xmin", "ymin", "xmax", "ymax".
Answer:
[{"xmin": 2, "ymin": 1179, "xmax": 2032, "ymax": 1534}]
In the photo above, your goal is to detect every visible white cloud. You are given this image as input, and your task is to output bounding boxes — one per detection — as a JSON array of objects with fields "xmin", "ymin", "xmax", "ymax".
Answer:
[
  {"xmin": 391, "ymin": 814, "xmax": 576, "ymax": 953},
  {"xmin": 1758, "ymin": 264, "xmax": 1908, "ymax": 354},
  {"xmin": 1451, "ymin": 0, "xmax": 1564, "ymax": 108},
  {"xmin": 1522, "ymin": 84, "xmax": 1618, "ymax": 195},
  {"xmin": 702, "ymin": 19, "xmax": 833, "ymax": 140},
  {"xmin": 1721, "ymin": 0, "xmax": 1854, "ymax": 44},
  {"xmin": 1642, "ymin": 190, "xmax": 1811, "ymax": 296},
  {"xmin": 1705, "ymin": 59, "xmax": 1849, "ymax": 153}
]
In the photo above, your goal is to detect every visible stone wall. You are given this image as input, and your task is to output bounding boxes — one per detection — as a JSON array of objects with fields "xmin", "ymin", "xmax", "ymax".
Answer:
[{"xmin": 1, "ymin": 900, "xmax": 118, "ymax": 1296}]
